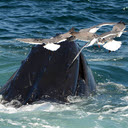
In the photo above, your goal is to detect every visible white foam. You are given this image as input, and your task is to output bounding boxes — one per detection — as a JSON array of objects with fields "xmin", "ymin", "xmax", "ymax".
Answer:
[
  {"xmin": 121, "ymin": 114, "xmax": 128, "ymax": 117},
  {"xmin": 67, "ymin": 96, "xmax": 84, "ymax": 103},
  {"xmin": 0, "ymin": 116, "xmax": 60, "ymax": 128},
  {"xmin": 88, "ymin": 57, "xmax": 124, "ymax": 62},
  {"xmin": 103, "ymin": 105, "xmax": 114, "ymax": 109},
  {"xmin": 19, "ymin": 102, "xmax": 55, "ymax": 112},
  {"xmin": 98, "ymin": 82, "xmax": 127, "ymax": 91},
  {"xmin": 0, "ymin": 101, "xmax": 78, "ymax": 114},
  {"xmin": 0, "ymin": 103, "xmax": 17, "ymax": 114},
  {"xmin": 0, "ymin": 118, "xmax": 22, "ymax": 126},
  {"xmin": 7, "ymin": 119, "xmax": 22, "ymax": 126},
  {"xmin": 121, "ymin": 96, "xmax": 128, "ymax": 102},
  {"xmin": 98, "ymin": 115, "xmax": 104, "ymax": 120},
  {"xmin": 28, "ymin": 122, "xmax": 60, "ymax": 128},
  {"xmin": 102, "ymin": 106, "xmax": 128, "ymax": 114},
  {"xmin": 88, "ymin": 58, "xmax": 109, "ymax": 62}
]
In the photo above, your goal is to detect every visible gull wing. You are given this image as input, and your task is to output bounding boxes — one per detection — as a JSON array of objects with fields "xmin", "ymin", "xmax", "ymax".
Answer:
[
  {"xmin": 112, "ymin": 21, "xmax": 126, "ymax": 32},
  {"xmin": 111, "ymin": 22, "xmax": 126, "ymax": 37},
  {"xmin": 68, "ymin": 42, "xmax": 90, "ymax": 69},
  {"xmin": 80, "ymin": 22, "xmax": 116, "ymax": 33},
  {"xmin": 98, "ymin": 31, "xmax": 120, "ymax": 41},
  {"xmin": 87, "ymin": 38, "xmax": 98, "ymax": 46},
  {"xmin": 16, "ymin": 38, "xmax": 60, "ymax": 51},
  {"xmin": 70, "ymin": 37, "xmax": 98, "ymax": 65},
  {"xmin": 103, "ymin": 40, "xmax": 122, "ymax": 51},
  {"xmin": 16, "ymin": 38, "xmax": 45, "ymax": 44},
  {"xmin": 70, "ymin": 38, "xmax": 122, "ymax": 65}
]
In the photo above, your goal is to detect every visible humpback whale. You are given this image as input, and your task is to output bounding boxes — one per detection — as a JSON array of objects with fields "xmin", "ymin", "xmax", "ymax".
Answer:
[
  {"xmin": 1, "ymin": 21, "xmax": 125, "ymax": 107},
  {"xmin": 0, "ymin": 40, "xmax": 96, "ymax": 107}
]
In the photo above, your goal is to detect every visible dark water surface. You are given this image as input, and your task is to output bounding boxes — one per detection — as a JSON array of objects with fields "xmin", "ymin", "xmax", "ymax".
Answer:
[{"xmin": 0, "ymin": 0, "xmax": 128, "ymax": 128}]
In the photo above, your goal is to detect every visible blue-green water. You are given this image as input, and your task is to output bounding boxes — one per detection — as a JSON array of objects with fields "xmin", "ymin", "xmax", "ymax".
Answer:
[{"xmin": 0, "ymin": 0, "xmax": 128, "ymax": 127}]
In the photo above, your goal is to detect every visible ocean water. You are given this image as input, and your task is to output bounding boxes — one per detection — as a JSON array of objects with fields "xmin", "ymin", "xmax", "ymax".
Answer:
[{"xmin": 0, "ymin": 0, "xmax": 128, "ymax": 127}]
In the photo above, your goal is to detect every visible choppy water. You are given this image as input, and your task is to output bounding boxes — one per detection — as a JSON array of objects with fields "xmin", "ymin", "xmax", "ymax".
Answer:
[{"xmin": 0, "ymin": 0, "xmax": 128, "ymax": 128}]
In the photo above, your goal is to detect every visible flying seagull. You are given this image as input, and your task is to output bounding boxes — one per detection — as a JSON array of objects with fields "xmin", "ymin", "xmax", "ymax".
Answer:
[
  {"xmin": 87, "ymin": 21, "xmax": 127, "ymax": 50},
  {"xmin": 70, "ymin": 22, "xmax": 117, "ymax": 49},
  {"xmin": 69, "ymin": 21, "xmax": 127, "ymax": 68},
  {"xmin": 71, "ymin": 21, "xmax": 126, "ymax": 51},
  {"xmin": 16, "ymin": 27, "xmax": 75, "ymax": 51}
]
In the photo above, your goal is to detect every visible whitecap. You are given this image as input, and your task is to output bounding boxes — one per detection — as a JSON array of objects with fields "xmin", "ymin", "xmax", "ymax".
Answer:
[
  {"xmin": 121, "ymin": 96, "xmax": 128, "ymax": 102},
  {"xmin": 0, "ymin": 103, "xmax": 17, "ymax": 114},
  {"xmin": 102, "ymin": 106, "xmax": 128, "ymax": 114},
  {"xmin": 0, "ymin": 100, "xmax": 78, "ymax": 114},
  {"xmin": 7, "ymin": 119, "xmax": 22, "ymax": 126},
  {"xmin": 28, "ymin": 122, "xmax": 60, "ymax": 128},
  {"xmin": 0, "ymin": 118, "xmax": 22, "ymax": 126},
  {"xmin": 102, "ymin": 105, "xmax": 114, "ymax": 109},
  {"xmin": 121, "ymin": 114, "xmax": 128, "ymax": 117},
  {"xmin": 98, "ymin": 82, "xmax": 127, "ymax": 91},
  {"xmin": 88, "ymin": 57, "xmax": 124, "ymax": 62},
  {"xmin": 98, "ymin": 115, "xmax": 104, "ymax": 120}
]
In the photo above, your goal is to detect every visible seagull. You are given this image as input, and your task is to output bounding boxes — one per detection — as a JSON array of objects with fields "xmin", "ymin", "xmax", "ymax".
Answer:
[
  {"xmin": 16, "ymin": 27, "xmax": 75, "ymax": 51},
  {"xmin": 71, "ymin": 21, "xmax": 126, "ymax": 51},
  {"xmin": 69, "ymin": 22, "xmax": 127, "ymax": 68},
  {"xmin": 70, "ymin": 22, "xmax": 117, "ymax": 49},
  {"xmin": 111, "ymin": 21, "xmax": 126, "ymax": 37},
  {"xmin": 88, "ymin": 21, "xmax": 127, "ymax": 51},
  {"xmin": 100, "ymin": 21, "xmax": 126, "ymax": 51}
]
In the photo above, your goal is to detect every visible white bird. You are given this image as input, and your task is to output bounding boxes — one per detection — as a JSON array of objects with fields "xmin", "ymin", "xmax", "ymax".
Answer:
[
  {"xmin": 95, "ymin": 21, "xmax": 126, "ymax": 51},
  {"xmin": 16, "ymin": 27, "xmax": 75, "ymax": 51},
  {"xmin": 70, "ymin": 22, "xmax": 118, "ymax": 49},
  {"xmin": 69, "ymin": 21, "xmax": 127, "ymax": 67}
]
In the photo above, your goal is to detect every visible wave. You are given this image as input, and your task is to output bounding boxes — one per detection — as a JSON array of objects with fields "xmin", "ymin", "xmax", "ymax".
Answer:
[{"xmin": 0, "ymin": 80, "xmax": 127, "ymax": 114}]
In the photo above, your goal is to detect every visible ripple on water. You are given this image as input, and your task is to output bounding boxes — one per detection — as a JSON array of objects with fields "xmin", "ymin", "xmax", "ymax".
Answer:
[{"xmin": 0, "ymin": 0, "xmax": 128, "ymax": 127}]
